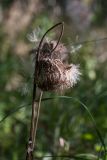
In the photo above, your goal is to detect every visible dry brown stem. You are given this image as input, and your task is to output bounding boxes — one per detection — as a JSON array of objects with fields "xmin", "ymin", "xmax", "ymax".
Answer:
[{"xmin": 26, "ymin": 22, "xmax": 64, "ymax": 160}]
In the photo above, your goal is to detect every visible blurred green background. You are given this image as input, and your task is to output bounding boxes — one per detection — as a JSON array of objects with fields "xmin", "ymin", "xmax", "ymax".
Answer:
[{"xmin": 0, "ymin": 0, "xmax": 107, "ymax": 159}]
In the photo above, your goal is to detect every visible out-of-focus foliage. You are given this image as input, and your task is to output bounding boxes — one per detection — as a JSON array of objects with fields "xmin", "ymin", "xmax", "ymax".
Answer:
[{"xmin": 0, "ymin": 0, "xmax": 107, "ymax": 160}]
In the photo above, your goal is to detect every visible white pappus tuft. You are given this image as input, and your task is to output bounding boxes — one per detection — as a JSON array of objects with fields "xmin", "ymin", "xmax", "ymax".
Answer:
[
  {"xmin": 65, "ymin": 64, "xmax": 81, "ymax": 88},
  {"xmin": 27, "ymin": 28, "xmax": 41, "ymax": 43},
  {"xmin": 70, "ymin": 44, "xmax": 82, "ymax": 54}
]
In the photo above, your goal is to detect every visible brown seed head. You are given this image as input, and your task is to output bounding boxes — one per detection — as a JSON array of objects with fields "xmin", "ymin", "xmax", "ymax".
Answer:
[{"xmin": 36, "ymin": 40, "xmax": 81, "ymax": 92}]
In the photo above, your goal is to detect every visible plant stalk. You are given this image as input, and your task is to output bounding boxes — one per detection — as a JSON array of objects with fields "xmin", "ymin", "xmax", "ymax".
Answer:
[
  {"xmin": 26, "ymin": 83, "xmax": 43, "ymax": 160},
  {"xmin": 26, "ymin": 22, "xmax": 64, "ymax": 160}
]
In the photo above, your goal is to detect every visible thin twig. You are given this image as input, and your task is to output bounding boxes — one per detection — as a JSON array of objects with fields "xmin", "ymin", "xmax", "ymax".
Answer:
[{"xmin": 71, "ymin": 36, "xmax": 107, "ymax": 46}]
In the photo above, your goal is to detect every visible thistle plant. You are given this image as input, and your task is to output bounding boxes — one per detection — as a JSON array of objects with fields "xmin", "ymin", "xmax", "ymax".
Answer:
[{"xmin": 26, "ymin": 22, "xmax": 81, "ymax": 160}]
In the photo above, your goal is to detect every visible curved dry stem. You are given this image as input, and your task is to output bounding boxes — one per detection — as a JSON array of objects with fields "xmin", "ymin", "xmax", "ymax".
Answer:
[{"xmin": 37, "ymin": 22, "xmax": 64, "ymax": 62}]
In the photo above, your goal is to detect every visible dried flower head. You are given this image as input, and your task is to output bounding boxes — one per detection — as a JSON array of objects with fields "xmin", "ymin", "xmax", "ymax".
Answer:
[{"xmin": 34, "ymin": 22, "xmax": 81, "ymax": 92}]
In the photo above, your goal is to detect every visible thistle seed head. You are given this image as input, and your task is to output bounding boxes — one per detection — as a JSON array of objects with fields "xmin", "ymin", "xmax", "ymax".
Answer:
[
  {"xmin": 34, "ymin": 22, "xmax": 81, "ymax": 92},
  {"xmin": 36, "ymin": 41, "xmax": 81, "ymax": 92}
]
